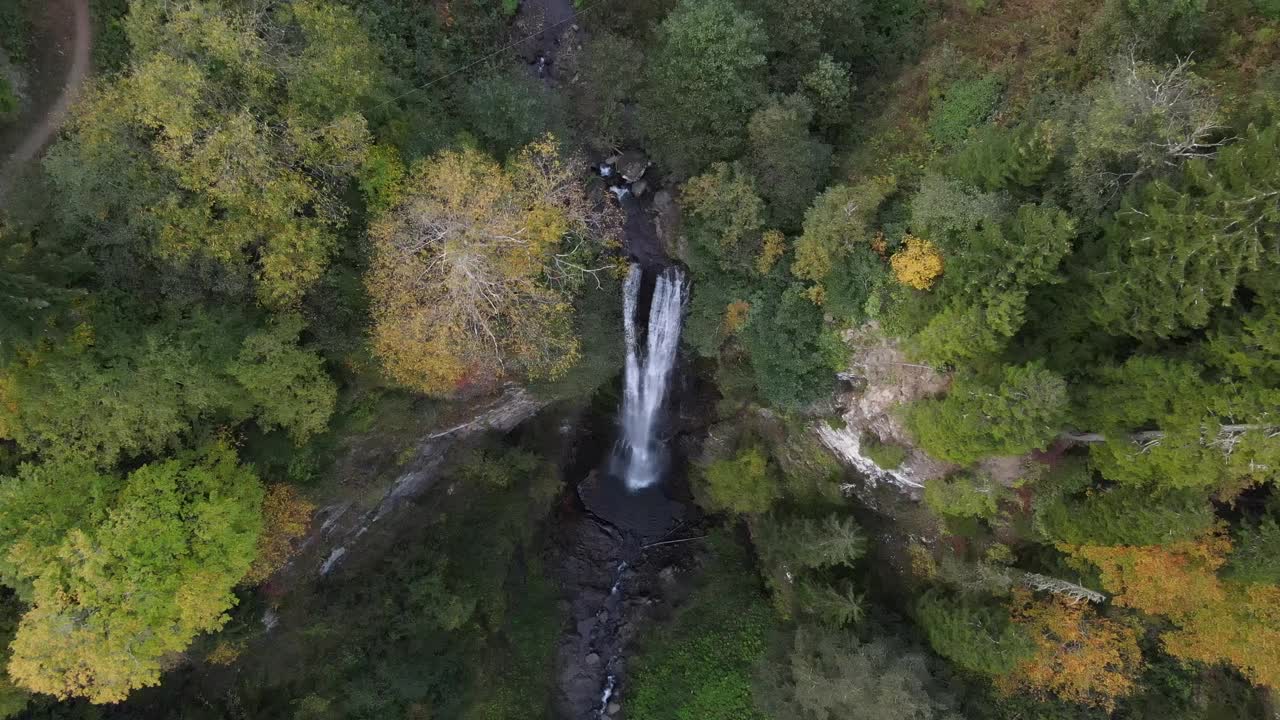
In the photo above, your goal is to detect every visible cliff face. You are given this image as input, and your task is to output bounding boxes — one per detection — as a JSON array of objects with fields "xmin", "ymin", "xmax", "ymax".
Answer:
[
  {"xmin": 817, "ymin": 322, "xmax": 954, "ymax": 498},
  {"xmin": 281, "ymin": 385, "xmax": 548, "ymax": 585}
]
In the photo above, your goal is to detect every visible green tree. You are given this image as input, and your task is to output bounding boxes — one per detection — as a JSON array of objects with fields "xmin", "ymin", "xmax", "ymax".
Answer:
[
  {"xmin": 793, "ymin": 176, "xmax": 897, "ymax": 314},
  {"xmin": 909, "ymin": 173, "xmax": 1005, "ymax": 246},
  {"xmin": 1084, "ymin": 0, "xmax": 1208, "ymax": 59},
  {"xmin": 923, "ymin": 472, "xmax": 1005, "ymax": 520},
  {"xmin": 794, "ymin": 580, "xmax": 867, "ymax": 627},
  {"xmin": 916, "ymin": 592, "xmax": 1035, "ymax": 676},
  {"xmin": 572, "ymin": 31, "xmax": 642, "ymax": 151},
  {"xmin": 741, "ymin": 284, "xmax": 832, "ymax": 409},
  {"xmin": 639, "ymin": 0, "xmax": 767, "ymax": 177},
  {"xmin": 682, "ymin": 162, "xmax": 769, "ymax": 278},
  {"xmin": 952, "ymin": 121, "xmax": 1061, "ymax": 192},
  {"xmin": 1226, "ymin": 513, "xmax": 1280, "ymax": 584},
  {"xmin": 746, "ymin": 95, "xmax": 832, "ymax": 228},
  {"xmin": 0, "ymin": 595, "xmax": 29, "ymax": 718},
  {"xmin": 0, "ymin": 309, "xmax": 244, "ymax": 465},
  {"xmin": 0, "ymin": 463, "xmax": 120, "ymax": 599},
  {"xmin": 738, "ymin": 0, "xmax": 867, "ymax": 87},
  {"xmin": 1, "ymin": 307, "xmax": 337, "ymax": 466},
  {"xmin": 1078, "ymin": 356, "xmax": 1280, "ymax": 490},
  {"xmin": 698, "ymin": 446, "xmax": 778, "ymax": 515},
  {"xmin": 907, "ymin": 363, "xmax": 1069, "ymax": 465},
  {"xmin": 913, "ymin": 203, "xmax": 1074, "ymax": 365},
  {"xmin": 755, "ymin": 627, "xmax": 961, "ymax": 720},
  {"xmin": 228, "ymin": 315, "xmax": 337, "ymax": 444},
  {"xmin": 461, "ymin": 69, "xmax": 565, "ymax": 158},
  {"xmin": 6, "ymin": 444, "xmax": 263, "ymax": 703},
  {"xmin": 0, "ymin": 226, "xmax": 90, "ymax": 362},
  {"xmin": 1069, "ymin": 55, "xmax": 1222, "ymax": 209},
  {"xmin": 756, "ymin": 513, "xmax": 867, "ymax": 571},
  {"xmin": 1038, "ymin": 484, "xmax": 1217, "ymax": 547},
  {"xmin": 801, "ymin": 55, "xmax": 854, "ymax": 128},
  {"xmin": 1088, "ymin": 127, "xmax": 1280, "ymax": 340},
  {"xmin": 44, "ymin": 0, "xmax": 381, "ymax": 307}
]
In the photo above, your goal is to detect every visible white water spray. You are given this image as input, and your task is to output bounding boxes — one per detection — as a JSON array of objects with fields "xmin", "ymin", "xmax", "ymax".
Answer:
[{"xmin": 616, "ymin": 265, "xmax": 686, "ymax": 491}]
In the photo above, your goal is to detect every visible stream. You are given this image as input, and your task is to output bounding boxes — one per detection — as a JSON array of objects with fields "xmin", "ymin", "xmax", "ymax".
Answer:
[{"xmin": 541, "ymin": 120, "xmax": 704, "ymax": 715}]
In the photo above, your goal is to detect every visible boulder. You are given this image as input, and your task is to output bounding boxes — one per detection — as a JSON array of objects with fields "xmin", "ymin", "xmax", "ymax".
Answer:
[{"xmin": 619, "ymin": 151, "xmax": 650, "ymax": 182}]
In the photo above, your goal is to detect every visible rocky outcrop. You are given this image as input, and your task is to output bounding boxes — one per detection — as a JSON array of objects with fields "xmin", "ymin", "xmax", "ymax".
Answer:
[
  {"xmin": 818, "ymin": 323, "xmax": 954, "ymax": 497},
  {"xmin": 287, "ymin": 386, "xmax": 548, "ymax": 582}
]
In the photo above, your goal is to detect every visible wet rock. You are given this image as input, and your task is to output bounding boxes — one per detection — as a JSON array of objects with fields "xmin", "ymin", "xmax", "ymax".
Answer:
[
  {"xmin": 586, "ymin": 652, "xmax": 600, "ymax": 666},
  {"xmin": 652, "ymin": 190, "xmax": 683, "ymax": 261},
  {"xmin": 631, "ymin": 178, "xmax": 649, "ymax": 197},
  {"xmin": 619, "ymin": 151, "xmax": 650, "ymax": 182}
]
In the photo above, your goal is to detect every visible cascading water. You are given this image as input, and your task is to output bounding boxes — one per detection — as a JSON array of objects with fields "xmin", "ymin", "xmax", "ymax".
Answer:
[{"xmin": 614, "ymin": 265, "xmax": 687, "ymax": 491}]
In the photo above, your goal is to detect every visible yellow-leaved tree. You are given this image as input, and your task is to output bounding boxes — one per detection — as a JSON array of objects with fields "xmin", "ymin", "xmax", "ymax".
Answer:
[
  {"xmin": 891, "ymin": 235, "xmax": 945, "ymax": 290},
  {"xmin": 367, "ymin": 136, "xmax": 614, "ymax": 395}
]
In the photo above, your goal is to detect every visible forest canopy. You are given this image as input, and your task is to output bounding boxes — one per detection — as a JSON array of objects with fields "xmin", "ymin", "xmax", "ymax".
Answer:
[{"xmin": 0, "ymin": 0, "xmax": 1277, "ymax": 718}]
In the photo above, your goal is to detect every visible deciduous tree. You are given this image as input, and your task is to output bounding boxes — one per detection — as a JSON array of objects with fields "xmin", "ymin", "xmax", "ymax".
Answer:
[
  {"xmin": 45, "ymin": 0, "xmax": 382, "ymax": 307},
  {"xmin": 6, "ymin": 444, "xmax": 263, "ymax": 703},
  {"xmin": 1073, "ymin": 536, "xmax": 1280, "ymax": 687},
  {"xmin": 367, "ymin": 137, "xmax": 612, "ymax": 395},
  {"xmin": 1000, "ymin": 590, "xmax": 1142, "ymax": 710}
]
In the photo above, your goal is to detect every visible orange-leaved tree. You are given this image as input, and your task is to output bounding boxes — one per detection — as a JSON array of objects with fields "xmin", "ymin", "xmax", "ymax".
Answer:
[
  {"xmin": 998, "ymin": 590, "xmax": 1142, "ymax": 710},
  {"xmin": 242, "ymin": 484, "xmax": 316, "ymax": 586},
  {"xmin": 367, "ymin": 135, "xmax": 615, "ymax": 395},
  {"xmin": 1072, "ymin": 535, "xmax": 1280, "ymax": 687}
]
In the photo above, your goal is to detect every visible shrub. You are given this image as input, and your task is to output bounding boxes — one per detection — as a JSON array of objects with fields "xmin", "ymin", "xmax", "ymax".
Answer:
[
  {"xmin": 629, "ymin": 533, "xmax": 775, "ymax": 720},
  {"xmin": 699, "ymin": 446, "xmax": 778, "ymax": 515},
  {"xmin": 923, "ymin": 472, "xmax": 1003, "ymax": 520},
  {"xmin": 862, "ymin": 434, "xmax": 909, "ymax": 470},
  {"xmin": 928, "ymin": 74, "xmax": 1003, "ymax": 148}
]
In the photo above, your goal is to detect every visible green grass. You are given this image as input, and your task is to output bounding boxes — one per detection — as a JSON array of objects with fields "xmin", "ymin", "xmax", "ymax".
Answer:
[
  {"xmin": 628, "ymin": 533, "xmax": 776, "ymax": 720},
  {"xmin": 0, "ymin": 76, "xmax": 17, "ymax": 121}
]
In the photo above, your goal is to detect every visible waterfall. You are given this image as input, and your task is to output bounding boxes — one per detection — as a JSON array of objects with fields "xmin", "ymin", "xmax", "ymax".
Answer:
[{"xmin": 616, "ymin": 265, "xmax": 686, "ymax": 491}]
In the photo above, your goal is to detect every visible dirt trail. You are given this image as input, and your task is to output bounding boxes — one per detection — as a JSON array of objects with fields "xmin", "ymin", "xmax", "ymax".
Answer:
[{"xmin": 0, "ymin": 0, "xmax": 91, "ymax": 204}]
